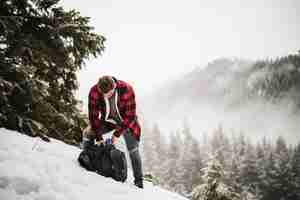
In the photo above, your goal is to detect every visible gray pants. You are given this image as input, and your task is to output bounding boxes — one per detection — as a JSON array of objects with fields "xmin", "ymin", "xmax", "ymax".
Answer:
[{"xmin": 82, "ymin": 124, "xmax": 143, "ymax": 182}]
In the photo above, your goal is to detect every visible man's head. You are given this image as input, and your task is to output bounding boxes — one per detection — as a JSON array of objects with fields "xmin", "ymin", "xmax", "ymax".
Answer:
[{"xmin": 97, "ymin": 76, "xmax": 116, "ymax": 98}]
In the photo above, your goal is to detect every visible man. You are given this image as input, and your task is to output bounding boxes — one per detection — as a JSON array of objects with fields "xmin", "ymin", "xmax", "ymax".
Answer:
[{"xmin": 82, "ymin": 75, "xmax": 143, "ymax": 189}]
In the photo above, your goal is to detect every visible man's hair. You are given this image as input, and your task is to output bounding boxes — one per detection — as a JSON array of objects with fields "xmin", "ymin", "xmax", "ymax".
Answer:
[{"xmin": 97, "ymin": 76, "xmax": 115, "ymax": 93}]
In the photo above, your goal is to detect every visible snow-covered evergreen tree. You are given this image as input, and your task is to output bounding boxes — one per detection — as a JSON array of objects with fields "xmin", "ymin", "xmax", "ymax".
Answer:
[
  {"xmin": 179, "ymin": 120, "xmax": 204, "ymax": 194},
  {"xmin": 142, "ymin": 123, "xmax": 166, "ymax": 185},
  {"xmin": 258, "ymin": 152, "xmax": 278, "ymax": 200},
  {"xmin": 191, "ymin": 159, "xmax": 239, "ymax": 200},
  {"xmin": 164, "ymin": 131, "xmax": 184, "ymax": 192},
  {"xmin": 141, "ymin": 121, "xmax": 154, "ymax": 173},
  {"xmin": 239, "ymin": 143, "xmax": 260, "ymax": 194},
  {"xmin": 151, "ymin": 124, "xmax": 168, "ymax": 180},
  {"xmin": 142, "ymin": 122, "xmax": 299, "ymax": 199},
  {"xmin": 0, "ymin": 0, "xmax": 105, "ymax": 144},
  {"xmin": 290, "ymin": 143, "xmax": 300, "ymax": 200},
  {"xmin": 269, "ymin": 136, "xmax": 295, "ymax": 200},
  {"xmin": 209, "ymin": 126, "xmax": 231, "ymax": 169},
  {"xmin": 189, "ymin": 137, "xmax": 205, "ymax": 191}
]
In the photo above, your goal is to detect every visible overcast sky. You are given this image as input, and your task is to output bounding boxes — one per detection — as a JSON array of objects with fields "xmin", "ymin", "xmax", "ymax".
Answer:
[{"xmin": 60, "ymin": 0, "xmax": 300, "ymax": 102}]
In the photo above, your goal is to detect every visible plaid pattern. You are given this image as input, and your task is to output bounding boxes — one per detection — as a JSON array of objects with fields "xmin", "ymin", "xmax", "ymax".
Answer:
[{"xmin": 88, "ymin": 78, "xmax": 141, "ymax": 140}]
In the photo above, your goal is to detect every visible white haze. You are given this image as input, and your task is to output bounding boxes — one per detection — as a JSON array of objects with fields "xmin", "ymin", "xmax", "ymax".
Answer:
[
  {"xmin": 141, "ymin": 99, "xmax": 300, "ymax": 144},
  {"xmin": 57, "ymin": 0, "xmax": 300, "ymax": 144},
  {"xmin": 140, "ymin": 62, "xmax": 300, "ymax": 145},
  {"xmin": 60, "ymin": 0, "xmax": 300, "ymax": 98}
]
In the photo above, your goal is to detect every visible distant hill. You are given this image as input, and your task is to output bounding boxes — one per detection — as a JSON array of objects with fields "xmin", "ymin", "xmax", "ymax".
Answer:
[
  {"xmin": 145, "ymin": 58, "xmax": 253, "ymax": 110},
  {"xmin": 141, "ymin": 52, "xmax": 300, "ymax": 143}
]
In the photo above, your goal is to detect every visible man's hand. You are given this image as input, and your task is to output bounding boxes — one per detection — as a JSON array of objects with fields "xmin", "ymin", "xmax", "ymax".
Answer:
[
  {"xmin": 111, "ymin": 135, "xmax": 117, "ymax": 145},
  {"xmin": 95, "ymin": 139, "xmax": 104, "ymax": 146}
]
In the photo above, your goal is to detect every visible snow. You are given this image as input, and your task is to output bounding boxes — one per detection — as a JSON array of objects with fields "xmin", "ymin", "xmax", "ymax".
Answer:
[{"xmin": 0, "ymin": 128, "xmax": 188, "ymax": 200}]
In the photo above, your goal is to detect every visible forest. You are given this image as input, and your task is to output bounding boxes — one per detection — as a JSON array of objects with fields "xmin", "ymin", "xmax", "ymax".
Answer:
[{"xmin": 142, "ymin": 123, "xmax": 300, "ymax": 200}]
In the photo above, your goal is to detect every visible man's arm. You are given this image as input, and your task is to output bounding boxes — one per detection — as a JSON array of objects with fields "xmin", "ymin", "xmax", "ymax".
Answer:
[
  {"xmin": 88, "ymin": 87, "xmax": 103, "ymax": 140},
  {"xmin": 114, "ymin": 84, "xmax": 138, "ymax": 137}
]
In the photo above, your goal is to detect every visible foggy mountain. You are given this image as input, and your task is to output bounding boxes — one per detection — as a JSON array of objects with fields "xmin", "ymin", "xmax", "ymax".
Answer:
[{"xmin": 141, "ymin": 53, "xmax": 300, "ymax": 144}]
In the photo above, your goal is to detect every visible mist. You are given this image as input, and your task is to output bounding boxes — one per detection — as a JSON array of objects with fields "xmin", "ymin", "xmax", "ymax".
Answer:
[
  {"xmin": 143, "ymin": 100, "xmax": 298, "ymax": 143},
  {"xmin": 140, "ymin": 58, "xmax": 300, "ymax": 145}
]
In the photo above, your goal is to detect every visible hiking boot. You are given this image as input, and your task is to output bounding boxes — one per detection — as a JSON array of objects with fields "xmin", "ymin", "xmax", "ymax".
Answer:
[{"xmin": 134, "ymin": 179, "xmax": 144, "ymax": 189}]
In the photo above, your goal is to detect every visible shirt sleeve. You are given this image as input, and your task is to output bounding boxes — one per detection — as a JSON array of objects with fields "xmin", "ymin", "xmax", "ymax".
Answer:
[
  {"xmin": 113, "ymin": 85, "xmax": 137, "ymax": 137},
  {"xmin": 88, "ymin": 87, "xmax": 102, "ymax": 140}
]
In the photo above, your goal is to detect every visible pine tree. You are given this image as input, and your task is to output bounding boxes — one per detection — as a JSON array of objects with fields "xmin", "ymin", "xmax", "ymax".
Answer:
[
  {"xmin": 209, "ymin": 125, "xmax": 231, "ymax": 168},
  {"xmin": 256, "ymin": 137, "xmax": 298, "ymax": 200},
  {"xmin": 239, "ymin": 142, "xmax": 260, "ymax": 197},
  {"xmin": 273, "ymin": 136, "xmax": 294, "ymax": 199},
  {"xmin": 164, "ymin": 131, "xmax": 183, "ymax": 191},
  {"xmin": 179, "ymin": 121, "xmax": 204, "ymax": 194},
  {"xmin": 141, "ymin": 121, "xmax": 154, "ymax": 173},
  {"xmin": 227, "ymin": 157, "xmax": 241, "ymax": 194},
  {"xmin": 0, "ymin": 0, "xmax": 105, "ymax": 144},
  {"xmin": 290, "ymin": 143, "xmax": 300, "ymax": 200},
  {"xmin": 189, "ymin": 138, "xmax": 205, "ymax": 191},
  {"xmin": 140, "ymin": 121, "xmax": 162, "ymax": 185},
  {"xmin": 150, "ymin": 124, "xmax": 168, "ymax": 180},
  {"xmin": 191, "ymin": 159, "xmax": 239, "ymax": 200},
  {"xmin": 259, "ymin": 152, "xmax": 279, "ymax": 200},
  {"xmin": 254, "ymin": 142, "xmax": 267, "ymax": 199}
]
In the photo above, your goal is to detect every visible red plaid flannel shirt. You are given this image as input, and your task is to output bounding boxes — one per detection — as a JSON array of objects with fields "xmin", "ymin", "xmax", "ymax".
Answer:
[{"xmin": 88, "ymin": 79, "xmax": 141, "ymax": 140}]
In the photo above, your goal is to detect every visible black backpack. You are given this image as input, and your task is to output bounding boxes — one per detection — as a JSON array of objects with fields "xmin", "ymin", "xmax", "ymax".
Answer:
[{"xmin": 78, "ymin": 144, "xmax": 127, "ymax": 182}]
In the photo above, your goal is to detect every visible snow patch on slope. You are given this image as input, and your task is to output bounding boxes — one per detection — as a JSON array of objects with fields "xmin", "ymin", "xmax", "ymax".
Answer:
[{"xmin": 0, "ymin": 128, "xmax": 187, "ymax": 200}]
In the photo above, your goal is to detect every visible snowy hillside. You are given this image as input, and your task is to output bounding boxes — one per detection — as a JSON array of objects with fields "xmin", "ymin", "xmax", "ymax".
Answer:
[{"xmin": 0, "ymin": 128, "xmax": 188, "ymax": 200}]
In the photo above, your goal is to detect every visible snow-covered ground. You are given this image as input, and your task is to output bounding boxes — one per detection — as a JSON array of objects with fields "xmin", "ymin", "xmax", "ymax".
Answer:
[{"xmin": 0, "ymin": 128, "xmax": 187, "ymax": 200}]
